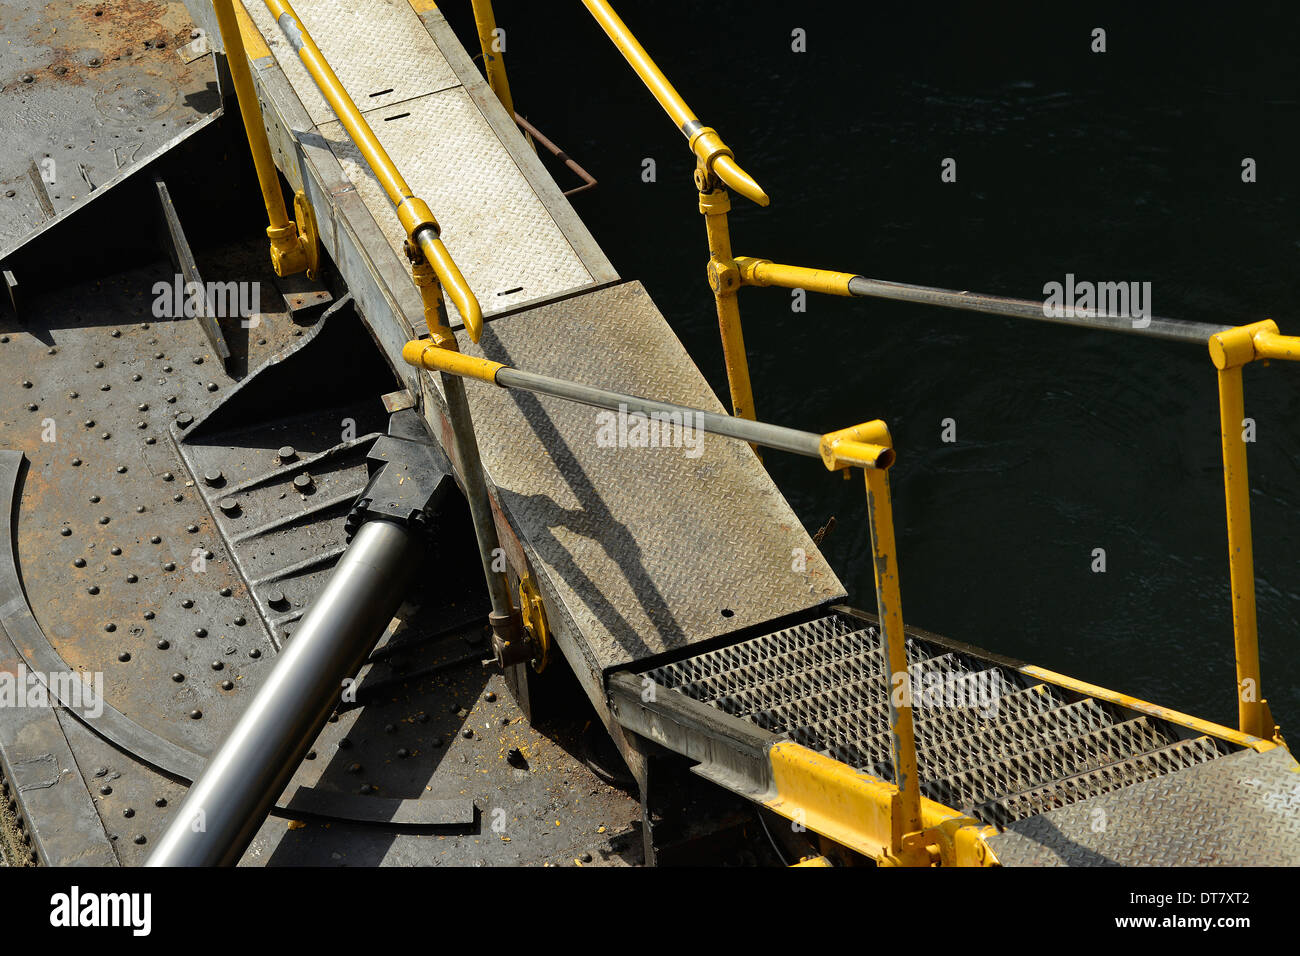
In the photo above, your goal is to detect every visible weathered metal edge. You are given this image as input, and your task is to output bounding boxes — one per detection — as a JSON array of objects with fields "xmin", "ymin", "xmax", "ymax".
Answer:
[{"xmin": 0, "ymin": 450, "xmax": 118, "ymax": 866}]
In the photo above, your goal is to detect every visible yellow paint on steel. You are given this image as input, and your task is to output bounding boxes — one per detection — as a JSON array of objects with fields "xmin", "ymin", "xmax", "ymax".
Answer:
[
  {"xmin": 470, "ymin": 0, "xmax": 516, "ymax": 119},
  {"xmin": 580, "ymin": 0, "xmax": 768, "ymax": 206},
  {"xmin": 233, "ymin": 0, "xmax": 273, "ymax": 60},
  {"xmin": 792, "ymin": 855, "xmax": 832, "ymax": 867},
  {"xmin": 407, "ymin": 0, "xmax": 440, "ymax": 12},
  {"xmin": 766, "ymin": 742, "xmax": 999, "ymax": 866},
  {"xmin": 734, "ymin": 257, "xmax": 856, "ymax": 297},
  {"xmin": 862, "ymin": 464, "xmax": 923, "ymax": 848},
  {"xmin": 1021, "ymin": 665, "xmax": 1277, "ymax": 752},
  {"xmin": 401, "ymin": 340, "xmax": 504, "ymax": 384},
  {"xmin": 819, "ymin": 420, "xmax": 894, "ymax": 471},
  {"xmin": 699, "ymin": 189, "xmax": 757, "ymax": 424},
  {"xmin": 261, "ymin": 0, "xmax": 484, "ymax": 340},
  {"xmin": 213, "ymin": 0, "xmax": 309, "ymax": 276},
  {"xmin": 1215, "ymin": 364, "xmax": 1271, "ymax": 739}
]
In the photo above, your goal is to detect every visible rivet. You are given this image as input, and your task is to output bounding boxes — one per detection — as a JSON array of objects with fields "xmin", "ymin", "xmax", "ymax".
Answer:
[
  {"xmin": 68, "ymin": 391, "xmax": 78, "ymax": 398},
  {"xmin": 486, "ymin": 692, "xmax": 497, "ymax": 702},
  {"xmin": 203, "ymin": 469, "xmax": 223, "ymax": 486},
  {"xmin": 137, "ymin": 403, "xmax": 149, "ymax": 411},
  {"xmin": 220, "ymin": 587, "xmax": 232, "ymax": 597},
  {"xmin": 123, "ymin": 808, "xmax": 135, "ymax": 819},
  {"xmin": 89, "ymin": 495, "xmax": 100, "ymax": 503},
  {"xmin": 206, "ymin": 383, "xmax": 218, "ymax": 392},
  {"xmin": 193, "ymin": 356, "xmax": 204, "ymax": 365},
  {"xmin": 87, "ymin": 585, "xmax": 99, "ymax": 595},
  {"xmin": 220, "ymin": 680, "xmax": 234, "ymax": 690},
  {"xmin": 118, "ymin": 652, "xmax": 130, "ymax": 662},
  {"xmin": 84, "ymin": 419, "xmax": 94, "ymax": 428},
  {"xmin": 186, "ymin": 524, "xmax": 198, "ymax": 533},
  {"xmin": 210, "ymin": 660, "xmax": 223, "ymax": 670},
  {"xmin": 162, "ymin": 472, "xmax": 173, "ymax": 482},
  {"xmin": 249, "ymin": 649, "xmax": 261, "ymax": 659},
  {"xmin": 133, "ymin": 835, "xmax": 146, "ymax": 845},
  {"xmin": 173, "ymin": 494, "xmax": 183, "ymax": 502},
  {"xmin": 73, "ymin": 558, "xmax": 86, "ymax": 568},
  {"xmin": 149, "ymin": 536, "xmax": 161, "ymax": 544},
  {"xmin": 463, "ymin": 728, "xmax": 474, "ymax": 739},
  {"xmin": 126, "ymin": 573, "xmax": 137, "ymax": 583},
  {"xmin": 194, "ymin": 628, "xmax": 207, "ymax": 638},
  {"xmin": 233, "ymin": 615, "xmax": 245, "ymax": 626},
  {"xmin": 176, "ymin": 414, "xmax": 193, "ymax": 428},
  {"xmin": 171, "ymin": 673, "xmax": 184, "ymax": 682},
  {"xmin": 163, "ymin": 562, "xmax": 175, "ymax": 571},
  {"xmin": 116, "ymin": 466, "xmax": 127, "ymax": 474},
  {"xmin": 100, "ymin": 785, "xmax": 112, "ymax": 795},
  {"xmin": 277, "ymin": 446, "xmax": 297, "ymax": 462},
  {"xmin": 110, "ymin": 330, "xmax": 120, "ymax": 338},
  {"xmin": 181, "ymin": 598, "xmax": 193, "ymax": 608},
  {"xmin": 135, "ymin": 505, "xmax": 145, "ymax": 513},
  {"xmin": 98, "ymin": 515, "xmax": 110, "ymax": 525},
  {"xmin": 145, "ymin": 612, "xmax": 156, "ymax": 622},
  {"xmin": 104, "ymin": 623, "xmax": 115, "ymax": 632},
  {"xmin": 59, "ymin": 527, "xmax": 71, "ymax": 536},
  {"xmin": 94, "ymin": 360, "xmax": 103, "ymax": 369},
  {"xmin": 155, "ymin": 798, "xmax": 167, "ymax": 808},
  {"xmin": 293, "ymin": 473, "xmax": 313, "ymax": 491},
  {"xmin": 131, "ymin": 373, "xmax": 141, "ymax": 382},
  {"xmin": 110, "ymin": 546, "xmax": 121, "ymax": 555},
  {"xmin": 156, "ymin": 639, "xmax": 168, "ymax": 649},
  {"xmin": 218, "ymin": 498, "xmax": 239, "ymax": 515}
]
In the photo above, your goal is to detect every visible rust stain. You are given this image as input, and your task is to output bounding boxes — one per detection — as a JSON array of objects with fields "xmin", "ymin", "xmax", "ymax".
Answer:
[{"xmin": 22, "ymin": 0, "xmax": 196, "ymax": 88}]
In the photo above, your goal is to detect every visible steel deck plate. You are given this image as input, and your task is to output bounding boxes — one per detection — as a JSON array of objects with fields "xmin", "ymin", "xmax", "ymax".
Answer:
[
  {"xmin": 0, "ymin": 0, "xmax": 222, "ymax": 261},
  {"xmin": 319, "ymin": 90, "xmax": 594, "ymax": 316},
  {"xmin": 987, "ymin": 745, "xmax": 1300, "ymax": 866},
  {"xmin": 456, "ymin": 281, "xmax": 845, "ymax": 673},
  {"xmin": 242, "ymin": 0, "xmax": 459, "ymax": 125}
]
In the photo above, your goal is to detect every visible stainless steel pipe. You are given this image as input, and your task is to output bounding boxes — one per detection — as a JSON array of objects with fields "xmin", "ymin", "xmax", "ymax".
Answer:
[{"xmin": 146, "ymin": 518, "xmax": 421, "ymax": 867}]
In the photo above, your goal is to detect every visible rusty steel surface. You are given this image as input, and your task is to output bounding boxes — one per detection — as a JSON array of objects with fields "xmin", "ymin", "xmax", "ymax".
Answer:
[
  {"xmin": 0, "ymin": 0, "xmax": 222, "ymax": 261},
  {"xmin": 0, "ymin": 236, "xmax": 661, "ymax": 864}
]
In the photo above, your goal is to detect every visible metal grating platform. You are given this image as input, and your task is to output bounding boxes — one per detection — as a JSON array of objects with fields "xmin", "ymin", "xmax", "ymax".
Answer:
[{"xmin": 638, "ymin": 607, "xmax": 1300, "ymax": 863}]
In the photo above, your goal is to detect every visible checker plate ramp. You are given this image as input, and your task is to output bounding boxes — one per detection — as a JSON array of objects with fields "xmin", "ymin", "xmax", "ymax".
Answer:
[
  {"xmin": 457, "ymin": 282, "xmax": 846, "ymax": 674},
  {"xmin": 638, "ymin": 609, "xmax": 1300, "ymax": 865},
  {"xmin": 243, "ymin": 0, "xmax": 599, "ymax": 318}
]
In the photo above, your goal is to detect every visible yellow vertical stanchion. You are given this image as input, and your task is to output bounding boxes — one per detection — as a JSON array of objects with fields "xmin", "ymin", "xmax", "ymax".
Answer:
[
  {"xmin": 864, "ymin": 466, "xmax": 924, "ymax": 855},
  {"xmin": 1215, "ymin": 365, "xmax": 1269, "ymax": 739},
  {"xmin": 700, "ymin": 187, "xmax": 757, "ymax": 424},
  {"xmin": 469, "ymin": 0, "xmax": 516, "ymax": 120},
  {"xmin": 211, "ymin": 0, "xmax": 309, "ymax": 276}
]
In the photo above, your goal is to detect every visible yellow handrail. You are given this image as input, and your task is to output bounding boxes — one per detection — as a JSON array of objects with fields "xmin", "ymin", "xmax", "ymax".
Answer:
[
  {"xmin": 580, "ymin": 0, "xmax": 769, "ymax": 207},
  {"xmin": 252, "ymin": 0, "xmax": 485, "ymax": 340}
]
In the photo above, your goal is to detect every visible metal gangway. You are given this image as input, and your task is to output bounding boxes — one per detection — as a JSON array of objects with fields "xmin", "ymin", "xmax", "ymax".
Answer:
[{"xmin": 3, "ymin": 0, "xmax": 1295, "ymax": 867}]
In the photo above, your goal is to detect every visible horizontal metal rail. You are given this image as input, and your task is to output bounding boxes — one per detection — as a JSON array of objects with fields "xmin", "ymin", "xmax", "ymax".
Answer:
[
  {"xmin": 399, "ymin": 340, "xmax": 893, "ymax": 469},
  {"xmin": 845, "ymin": 275, "xmax": 1230, "ymax": 344},
  {"xmin": 731, "ymin": 256, "xmax": 1229, "ymax": 344}
]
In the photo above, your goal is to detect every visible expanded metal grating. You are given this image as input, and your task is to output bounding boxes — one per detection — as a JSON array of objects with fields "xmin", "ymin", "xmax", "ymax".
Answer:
[{"xmin": 642, "ymin": 611, "xmax": 1241, "ymax": 827}]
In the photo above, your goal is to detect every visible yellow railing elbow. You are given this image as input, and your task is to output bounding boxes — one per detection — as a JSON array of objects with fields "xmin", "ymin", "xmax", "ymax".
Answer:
[
  {"xmin": 422, "ymin": 235, "xmax": 484, "ymax": 342},
  {"xmin": 820, "ymin": 421, "xmax": 894, "ymax": 471}
]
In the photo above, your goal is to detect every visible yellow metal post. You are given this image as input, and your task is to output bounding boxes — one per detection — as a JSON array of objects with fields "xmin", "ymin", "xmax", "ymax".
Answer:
[
  {"xmin": 469, "ymin": 0, "xmax": 515, "ymax": 119},
  {"xmin": 212, "ymin": 0, "xmax": 311, "ymax": 276},
  {"xmin": 1214, "ymin": 365, "xmax": 1270, "ymax": 739},
  {"xmin": 699, "ymin": 187, "xmax": 757, "ymax": 424},
  {"xmin": 819, "ymin": 422, "xmax": 924, "ymax": 861},
  {"xmin": 864, "ymin": 465, "xmax": 924, "ymax": 855}
]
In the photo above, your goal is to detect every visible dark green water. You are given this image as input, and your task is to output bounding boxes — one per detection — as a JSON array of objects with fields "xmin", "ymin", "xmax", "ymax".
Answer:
[{"xmin": 444, "ymin": 2, "xmax": 1300, "ymax": 731}]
